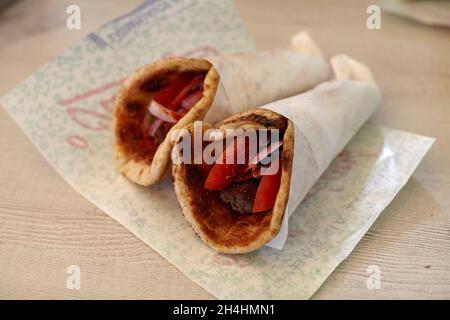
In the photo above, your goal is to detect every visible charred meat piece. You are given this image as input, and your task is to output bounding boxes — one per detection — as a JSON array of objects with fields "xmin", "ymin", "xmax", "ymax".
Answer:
[{"xmin": 219, "ymin": 179, "xmax": 259, "ymax": 214}]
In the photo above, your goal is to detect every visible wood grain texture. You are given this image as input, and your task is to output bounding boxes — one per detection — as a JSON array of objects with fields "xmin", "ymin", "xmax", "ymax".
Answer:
[{"xmin": 0, "ymin": 0, "xmax": 449, "ymax": 299}]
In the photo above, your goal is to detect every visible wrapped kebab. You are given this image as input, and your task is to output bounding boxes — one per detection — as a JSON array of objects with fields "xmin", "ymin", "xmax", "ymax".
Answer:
[
  {"xmin": 171, "ymin": 55, "xmax": 381, "ymax": 253},
  {"xmin": 113, "ymin": 32, "xmax": 330, "ymax": 186}
]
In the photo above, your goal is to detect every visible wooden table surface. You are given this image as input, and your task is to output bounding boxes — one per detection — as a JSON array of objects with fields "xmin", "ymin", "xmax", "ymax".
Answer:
[{"xmin": 0, "ymin": 0, "xmax": 449, "ymax": 299}]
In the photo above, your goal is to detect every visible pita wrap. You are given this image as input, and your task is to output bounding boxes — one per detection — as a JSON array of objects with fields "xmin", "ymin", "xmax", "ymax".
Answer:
[
  {"xmin": 114, "ymin": 32, "xmax": 330, "ymax": 186},
  {"xmin": 172, "ymin": 109, "xmax": 294, "ymax": 253},
  {"xmin": 114, "ymin": 58, "xmax": 219, "ymax": 185},
  {"xmin": 172, "ymin": 55, "xmax": 381, "ymax": 253}
]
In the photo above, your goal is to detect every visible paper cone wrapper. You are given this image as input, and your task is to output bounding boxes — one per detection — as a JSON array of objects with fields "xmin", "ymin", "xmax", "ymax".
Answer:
[
  {"xmin": 204, "ymin": 31, "xmax": 331, "ymax": 123},
  {"xmin": 263, "ymin": 54, "xmax": 382, "ymax": 249}
]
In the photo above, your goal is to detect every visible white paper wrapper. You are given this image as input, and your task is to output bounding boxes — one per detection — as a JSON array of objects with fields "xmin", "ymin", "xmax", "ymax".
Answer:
[
  {"xmin": 263, "ymin": 55, "xmax": 382, "ymax": 249},
  {"xmin": 204, "ymin": 32, "xmax": 331, "ymax": 123}
]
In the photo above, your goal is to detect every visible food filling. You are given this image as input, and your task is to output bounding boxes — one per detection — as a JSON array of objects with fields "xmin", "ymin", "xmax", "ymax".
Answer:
[
  {"xmin": 200, "ymin": 129, "xmax": 284, "ymax": 214},
  {"xmin": 141, "ymin": 72, "xmax": 206, "ymax": 149}
]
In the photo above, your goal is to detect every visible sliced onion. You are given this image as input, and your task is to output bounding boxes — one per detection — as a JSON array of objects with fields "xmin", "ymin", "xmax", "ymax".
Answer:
[
  {"xmin": 168, "ymin": 75, "xmax": 204, "ymax": 109},
  {"xmin": 141, "ymin": 111, "xmax": 152, "ymax": 133},
  {"xmin": 181, "ymin": 90, "xmax": 203, "ymax": 110},
  {"xmin": 148, "ymin": 100, "xmax": 183, "ymax": 123},
  {"xmin": 246, "ymin": 140, "xmax": 283, "ymax": 171},
  {"xmin": 148, "ymin": 118, "xmax": 163, "ymax": 138}
]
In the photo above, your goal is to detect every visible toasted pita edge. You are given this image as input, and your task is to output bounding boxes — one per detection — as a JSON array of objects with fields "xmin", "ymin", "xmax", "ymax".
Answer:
[
  {"xmin": 172, "ymin": 109, "xmax": 293, "ymax": 253},
  {"xmin": 114, "ymin": 57, "xmax": 219, "ymax": 186}
]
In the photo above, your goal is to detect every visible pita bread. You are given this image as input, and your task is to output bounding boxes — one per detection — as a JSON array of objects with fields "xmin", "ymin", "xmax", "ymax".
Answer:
[
  {"xmin": 172, "ymin": 108, "xmax": 294, "ymax": 253},
  {"xmin": 113, "ymin": 57, "xmax": 219, "ymax": 186}
]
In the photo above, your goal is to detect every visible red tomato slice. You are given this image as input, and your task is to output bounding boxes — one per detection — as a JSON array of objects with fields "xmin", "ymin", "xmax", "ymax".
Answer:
[
  {"xmin": 204, "ymin": 137, "xmax": 249, "ymax": 190},
  {"xmin": 154, "ymin": 74, "xmax": 193, "ymax": 109},
  {"xmin": 252, "ymin": 158, "xmax": 282, "ymax": 213},
  {"xmin": 143, "ymin": 74, "xmax": 200, "ymax": 142},
  {"xmin": 204, "ymin": 163, "xmax": 236, "ymax": 190},
  {"xmin": 168, "ymin": 74, "xmax": 204, "ymax": 110}
]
